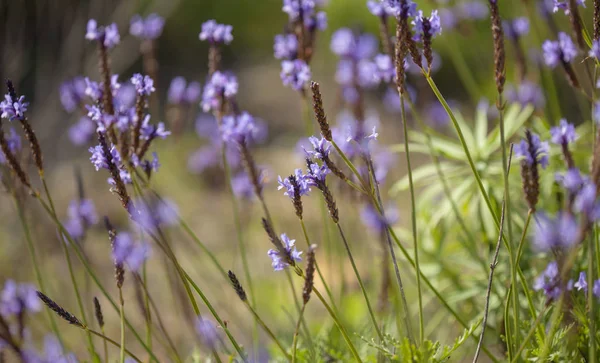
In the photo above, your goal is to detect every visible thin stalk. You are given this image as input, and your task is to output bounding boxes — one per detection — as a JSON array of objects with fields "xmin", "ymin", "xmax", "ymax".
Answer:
[
  {"xmin": 589, "ymin": 233, "xmax": 596, "ymax": 363},
  {"xmin": 311, "ymin": 286, "xmax": 362, "ymax": 362},
  {"xmin": 87, "ymin": 329, "xmax": 143, "ymax": 363},
  {"xmin": 400, "ymin": 92, "xmax": 423, "ymax": 343},
  {"xmin": 511, "ymin": 306, "xmax": 548, "ymax": 363},
  {"xmin": 335, "ymin": 223, "xmax": 383, "ymax": 341},
  {"xmin": 142, "ymin": 265, "xmax": 153, "ymax": 362},
  {"xmin": 504, "ymin": 287, "xmax": 514, "ymax": 361},
  {"xmin": 244, "ymin": 301, "xmax": 291, "ymax": 361},
  {"xmin": 292, "ymin": 304, "xmax": 306, "ymax": 363},
  {"xmin": 515, "ymin": 211, "xmax": 533, "ymax": 266},
  {"xmin": 101, "ymin": 325, "xmax": 108, "ymax": 363},
  {"xmin": 118, "ymin": 288, "xmax": 125, "ymax": 363},
  {"xmin": 285, "ymin": 270, "xmax": 314, "ymax": 355},
  {"xmin": 12, "ymin": 195, "xmax": 63, "ymax": 345}
]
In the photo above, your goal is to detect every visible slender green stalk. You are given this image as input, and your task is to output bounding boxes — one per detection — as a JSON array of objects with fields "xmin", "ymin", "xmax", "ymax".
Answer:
[
  {"xmin": 142, "ymin": 265, "xmax": 153, "ymax": 362},
  {"xmin": 504, "ymin": 284, "xmax": 514, "ymax": 361},
  {"xmin": 118, "ymin": 288, "xmax": 125, "ymax": 363},
  {"xmin": 400, "ymin": 92, "xmax": 423, "ymax": 343},
  {"xmin": 101, "ymin": 325, "xmax": 108, "ymax": 363},
  {"xmin": 588, "ymin": 234, "xmax": 596, "ymax": 363},
  {"xmin": 244, "ymin": 301, "xmax": 291, "ymax": 361},
  {"xmin": 335, "ymin": 223, "xmax": 383, "ymax": 341},
  {"xmin": 87, "ymin": 329, "xmax": 143, "ymax": 363},
  {"xmin": 515, "ymin": 211, "xmax": 533, "ymax": 266},
  {"xmin": 285, "ymin": 270, "xmax": 314, "ymax": 355},
  {"xmin": 292, "ymin": 304, "xmax": 306, "ymax": 363},
  {"xmin": 12, "ymin": 195, "xmax": 63, "ymax": 345}
]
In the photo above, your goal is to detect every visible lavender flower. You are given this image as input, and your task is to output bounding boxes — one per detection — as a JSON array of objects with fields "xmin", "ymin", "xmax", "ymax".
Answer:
[
  {"xmin": 550, "ymin": 119, "xmax": 577, "ymax": 145},
  {"xmin": 306, "ymin": 162, "xmax": 331, "ymax": 185},
  {"xmin": 505, "ymin": 81, "xmax": 545, "ymax": 109},
  {"xmin": 367, "ymin": 0, "xmax": 396, "ymax": 17},
  {"xmin": 574, "ymin": 182, "xmax": 600, "ymax": 219},
  {"xmin": 85, "ymin": 20, "xmax": 120, "ymax": 48},
  {"xmin": 0, "ymin": 128, "xmax": 21, "ymax": 164},
  {"xmin": 373, "ymin": 54, "xmax": 395, "ymax": 83},
  {"xmin": 130, "ymin": 14, "xmax": 165, "ymax": 40},
  {"xmin": 533, "ymin": 261, "xmax": 562, "ymax": 300},
  {"xmin": 64, "ymin": 199, "xmax": 98, "ymax": 238},
  {"xmin": 201, "ymin": 71, "xmax": 238, "ymax": 112},
  {"xmin": 556, "ymin": 168, "xmax": 586, "ymax": 194},
  {"xmin": 594, "ymin": 280, "xmax": 600, "ymax": 298},
  {"xmin": 552, "ymin": 0, "xmax": 585, "ymax": 14},
  {"xmin": 514, "ymin": 132, "xmax": 549, "ymax": 168},
  {"xmin": 0, "ymin": 93, "xmax": 28, "ymax": 121},
  {"xmin": 542, "ymin": 32, "xmax": 578, "ymax": 68},
  {"xmin": 89, "ymin": 144, "xmax": 121, "ymax": 171},
  {"xmin": 267, "ymin": 233, "xmax": 302, "ymax": 271},
  {"xmin": 280, "ymin": 60, "xmax": 311, "ymax": 91},
  {"xmin": 140, "ymin": 115, "xmax": 170, "ymax": 140},
  {"xmin": 412, "ymin": 10, "xmax": 442, "ymax": 42},
  {"xmin": 304, "ymin": 136, "xmax": 331, "ymax": 160},
  {"xmin": 129, "ymin": 198, "xmax": 179, "ymax": 233},
  {"xmin": 59, "ymin": 77, "xmax": 86, "ymax": 113},
  {"xmin": 232, "ymin": 172, "xmax": 256, "ymax": 200},
  {"xmin": 41, "ymin": 335, "xmax": 79, "ymax": 363},
  {"xmin": 330, "ymin": 29, "xmax": 377, "ymax": 60},
  {"xmin": 195, "ymin": 317, "xmax": 219, "ymax": 349},
  {"xmin": 0, "ymin": 280, "xmax": 41, "ymax": 317},
  {"xmin": 199, "ymin": 20, "xmax": 233, "ymax": 44},
  {"xmin": 574, "ymin": 271, "xmax": 588, "ymax": 292},
  {"xmin": 274, "ymin": 33, "xmax": 298, "ymax": 60},
  {"xmin": 130, "ymin": 74, "xmax": 155, "ymax": 96},
  {"xmin": 220, "ymin": 112, "xmax": 256, "ymax": 144},
  {"xmin": 278, "ymin": 169, "xmax": 311, "ymax": 197},
  {"xmin": 532, "ymin": 212, "xmax": 579, "ymax": 251},
  {"xmin": 455, "ymin": 1, "xmax": 489, "ymax": 20},
  {"xmin": 385, "ymin": 0, "xmax": 417, "ymax": 18},
  {"xmin": 360, "ymin": 204, "xmax": 399, "ymax": 233},
  {"xmin": 112, "ymin": 232, "xmax": 151, "ymax": 272},
  {"xmin": 504, "ymin": 17, "xmax": 530, "ymax": 39}
]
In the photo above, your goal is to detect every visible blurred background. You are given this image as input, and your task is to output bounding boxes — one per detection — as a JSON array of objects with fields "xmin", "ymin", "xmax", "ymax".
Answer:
[{"xmin": 0, "ymin": 0, "xmax": 591, "ymax": 361}]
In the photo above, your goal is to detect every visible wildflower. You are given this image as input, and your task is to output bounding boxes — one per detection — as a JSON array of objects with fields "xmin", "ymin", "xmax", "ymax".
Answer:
[
  {"xmin": 555, "ymin": 168, "xmax": 586, "ymax": 194},
  {"xmin": 330, "ymin": 29, "xmax": 378, "ymax": 60},
  {"xmin": 533, "ymin": 212, "xmax": 579, "ymax": 251},
  {"xmin": 85, "ymin": 20, "xmax": 120, "ymax": 48},
  {"xmin": 306, "ymin": 161, "xmax": 331, "ymax": 185},
  {"xmin": 505, "ymin": 81, "xmax": 545, "ymax": 109},
  {"xmin": 129, "ymin": 14, "xmax": 165, "ymax": 40},
  {"xmin": 140, "ymin": 115, "xmax": 170, "ymax": 140},
  {"xmin": 199, "ymin": 20, "xmax": 233, "ymax": 44},
  {"xmin": 514, "ymin": 131, "xmax": 549, "ymax": 168},
  {"xmin": 574, "ymin": 182, "xmax": 600, "ymax": 219},
  {"xmin": 550, "ymin": 119, "xmax": 577, "ymax": 145},
  {"xmin": 542, "ymin": 32, "xmax": 578, "ymax": 68},
  {"xmin": 201, "ymin": 71, "xmax": 238, "ymax": 112},
  {"xmin": 304, "ymin": 136, "xmax": 331, "ymax": 160},
  {"xmin": 385, "ymin": 0, "xmax": 418, "ymax": 18},
  {"xmin": 412, "ymin": 10, "xmax": 442, "ymax": 42},
  {"xmin": 367, "ymin": 0, "xmax": 391, "ymax": 17},
  {"xmin": 195, "ymin": 317, "xmax": 219, "ymax": 350},
  {"xmin": 273, "ymin": 33, "xmax": 298, "ymax": 60},
  {"xmin": 89, "ymin": 144, "xmax": 121, "ymax": 171},
  {"xmin": 574, "ymin": 271, "xmax": 588, "ymax": 292},
  {"xmin": 0, "ymin": 280, "xmax": 41, "ymax": 317},
  {"xmin": 552, "ymin": 0, "xmax": 585, "ymax": 14},
  {"xmin": 504, "ymin": 17, "xmax": 530, "ymax": 39},
  {"xmin": 594, "ymin": 102, "xmax": 600, "ymax": 124},
  {"xmin": 0, "ymin": 128, "xmax": 21, "ymax": 164},
  {"xmin": 130, "ymin": 74, "xmax": 155, "ymax": 96},
  {"xmin": 374, "ymin": 54, "xmax": 395, "ymax": 83},
  {"xmin": 594, "ymin": 280, "xmax": 600, "ymax": 298},
  {"xmin": 59, "ymin": 77, "xmax": 86, "ymax": 113},
  {"xmin": 0, "ymin": 93, "xmax": 28, "ymax": 121},
  {"xmin": 361, "ymin": 204, "xmax": 399, "ymax": 233},
  {"xmin": 220, "ymin": 112, "xmax": 256, "ymax": 144},
  {"xmin": 278, "ymin": 169, "xmax": 311, "ymax": 197},
  {"xmin": 590, "ymin": 40, "xmax": 600, "ymax": 59},
  {"xmin": 455, "ymin": 1, "xmax": 489, "ymax": 19},
  {"xmin": 112, "ymin": 232, "xmax": 151, "ymax": 272},
  {"xmin": 268, "ymin": 233, "xmax": 302, "ymax": 271},
  {"xmin": 231, "ymin": 172, "xmax": 256, "ymax": 200},
  {"xmin": 280, "ymin": 59, "xmax": 311, "ymax": 91},
  {"xmin": 533, "ymin": 261, "xmax": 562, "ymax": 300}
]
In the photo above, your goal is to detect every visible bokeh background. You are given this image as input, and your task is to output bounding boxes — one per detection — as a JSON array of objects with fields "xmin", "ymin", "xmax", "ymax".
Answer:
[{"xmin": 0, "ymin": 0, "xmax": 591, "ymax": 361}]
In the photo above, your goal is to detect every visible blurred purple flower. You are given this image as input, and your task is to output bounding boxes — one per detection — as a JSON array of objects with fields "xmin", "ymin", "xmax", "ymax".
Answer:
[
  {"xmin": 505, "ymin": 81, "xmax": 545, "ymax": 109},
  {"xmin": 89, "ymin": 144, "xmax": 121, "ymax": 171},
  {"xmin": 85, "ymin": 20, "xmax": 120, "ymax": 48},
  {"xmin": 406, "ymin": 52, "xmax": 442, "ymax": 74},
  {"xmin": 0, "ymin": 128, "xmax": 21, "ymax": 164},
  {"xmin": 140, "ymin": 115, "xmax": 171, "ymax": 140},
  {"xmin": 374, "ymin": 54, "xmax": 395, "ymax": 83},
  {"xmin": 550, "ymin": 119, "xmax": 577, "ymax": 145},
  {"xmin": 574, "ymin": 271, "xmax": 587, "ymax": 292},
  {"xmin": 131, "ymin": 74, "xmax": 155, "ymax": 96},
  {"xmin": 0, "ymin": 280, "xmax": 41, "ymax": 317},
  {"xmin": 424, "ymin": 101, "xmax": 450, "ymax": 128},
  {"xmin": 594, "ymin": 280, "xmax": 600, "ymax": 298},
  {"xmin": 533, "ymin": 261, "xmax": 562, "ymax": 300},
  {"xmin": 542, "ymin": 32, "xmax": 578, "ymax": 68},
  {"xmin": 202, "ymin": 71, "xmax": 238, "ymax": 112},
  {"xmin": 330, "ymin": 29, "xmax": 378, "ymax": 60},
  {"xmin": 386, "ymin": 0, "xmax": 417, "ymax": 18},
  {"xmin": 514, "ymin": 132, "xmax": 549, "ymax": 168},
  {"xmin": 199, "ymin": 20, "xmax": 233, "ymax": 44},
  {"xmin": 59, "ymin": 77, "xmax": 86, "ymax": 113},
  {"xmin": 40, "ymin": 335, "xmax": 79, "ymax": 363},
  {"xmin": 168, "ymin": 77, "xmax": 187, "ymax": 104},
  {"xmin": 280, "ymin": 60, "xmax": 311, "ymax": 90},
  {"xmin": 504, "ymin": 17, "xmax": 530, "ymax": 39},
  {"xmin": 532, "ymin": 212, "xmax": 579, "ymax": 251},
  {"xmin": 130, "ymin": 14, "xmax": 165, "ymax": 40},
  {"xmin": 113, "ymin": 232, "xmax": 151, "ymax": 272},
  {"xmin": 220, "ymin": 112, "xmax": 256, "ymax": 144},
  {"xmin": 361, "ymin": 203, "xmax": 399, "ymax": 233},
  {"xmin": 412, "ymin": 10, "xmax": 442, "ymax": 42},
  {"xmin": 268, "ymin": 233, "xmax": 302, "ymax": 271},
  {"xmin": 574, "ymin": 182, "xmax": 600, "ymax": 219},
  {"xmin": 367, "ymin": 0, "xmax": 396, "ymax": 17},
  {"xmin": 590, "ymin": 40, "xmax": 600, "ymax": 60},
  {"xmin": 231, "ymin": 171, "xmax": 256, "ymax": 200},
  {"xmin": 274, "ymin": 33, "xmax": 298, "ymax": 60},
  {"xmin": 555, "ymin": 168, "xmax": 586, "ymax": 194},
  {"xmin": 195, "ymin": 317, "xmax": 219, "ymax": 349},
  {"xmin": 455, "ymin": 1, "xmax": 489, "ymax": 19},
  {"xmin": 552, "ymin": 0, "xmax": 585, "ymax": 14}
]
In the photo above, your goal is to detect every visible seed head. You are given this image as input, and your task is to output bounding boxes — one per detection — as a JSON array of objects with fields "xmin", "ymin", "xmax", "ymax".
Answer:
[
  {"xmin": 36, "ymin": 291, "xmax": 84, "ymax": 328},
  {"xmin": 302, "ymin": 245, "xmax": 317, "ymax": 304},
  {"xmin": 228, "ymin": 270, "xmax": 247, "ymax": 302},
  {"xmin": 93, "ymin": 297, "xmax": 104, "ymax": 328},
  {"xmin": 489, "ymin": 0, "xmax": 506, "ymax": 94},
  {"xmin": 310, "ymin": 82, "xmax": 332, "ymax": 141},
  {"xmin": 288, "ymin": 174, "xmax": 304, "ymax": 219}
]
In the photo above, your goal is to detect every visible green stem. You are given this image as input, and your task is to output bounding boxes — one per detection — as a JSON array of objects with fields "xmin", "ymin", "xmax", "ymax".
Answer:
[
  {"xmin": 87, "ymin": 329, "xmax": 143, "ymax": 363},
  {"xmin": 101, "ymin": 327, "xmax": 108, "ymax": 363},
  {"xmin": 245, "ymin": 301, "xmax": 291, "ymax": 361},
  {"xmin": 142, "ymin": 265, "xmax": 153, "ymax": 362},
  {"xmin": 400, "ymin": 92, "xmax": 424, "ymax": 343},
  {"xmin": 335, "ymin": 223, "xmax": 383, "ymax": 341},
  {"xmin": 284, "ymin": 269, "xmax": 314, "ymax": 354},
  {"xmin": 589, "ymin": 233, "xmax": 597, "ymax": 363},
  {"xmin": 292, "ymin": 304, "xmax": 306, "ymax": 363},
  {"xmin": 119, "ymin": 288, "xmax": 125, "ymax": 363}
]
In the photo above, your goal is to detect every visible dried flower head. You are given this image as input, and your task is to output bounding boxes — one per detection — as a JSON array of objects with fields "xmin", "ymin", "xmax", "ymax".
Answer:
[
  {"xmin": 515, "ymin": 130, "xmax": 548, "ymax": 211},
  {"xmin": 93, "ymin": 297, "xmax": 104, "ymax": 328},
  {"xmin": 36, "ymin": 291, "xmax": 83, "ymax": 328},
  {"xmin": 302, "ymin": 245, "xmax": 317, "ymax": 304},
  {"xmin": 227, "ymin": 271, "xmax": 247, "ymax": 301}
]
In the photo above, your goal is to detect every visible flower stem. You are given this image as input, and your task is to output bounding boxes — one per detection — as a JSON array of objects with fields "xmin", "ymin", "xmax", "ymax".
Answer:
[
  {"xmin": 119, "ymin": 287, "xmax": 125, "ymax": 363},
  {"xmin": 87, "ymin": 328, "xmax": 143, "ymax": 363},
  {"xmin": 244, "ymin": 301, "xmax": 291, "ymax": 361},
  {"xmin": 292, "ymin": 303, "xmax": 306, "ymax": 363}
]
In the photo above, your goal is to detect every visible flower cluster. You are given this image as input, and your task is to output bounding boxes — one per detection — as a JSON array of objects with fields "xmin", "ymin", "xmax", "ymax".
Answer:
[
  {"xmin": 199, "ymin": 20, "xmax": 233, "ymax": 44},
  {"xmin": 85, "ymin": 19, "xmax": 120, "ymax": 48},
  {"xmin": 201, "ymin": 71, "xmax": 238, "ymax": 112},
  {"xmin": 514, "ymin": 131, "xmax": 549, "ymax": 168},
  {"xmin": 552, "ymin": 0, "xmax": 586, "ymax": 15},
  {"xmin": 550, "ymin": 119, "xmax": 577, "ymax": 146},
  {"xmin": 412, "ymin": 10, "xmax": 442, "ymax": 42},
  {"xmin": 0, "ymin": 280, "xmax": 40, "ymax": 317},
  {"xmin": 130, "ymin": 13, "xmax": 165, "ymax": 40},
  {"xmin": 112, "ymin": 232, "xmax": 151, "ymax": 272},
  {"xmin": 268, "ymin": 233, "xmax": 303, "ymax": 271},
  {"xmin": 0, "ymin": 128, "xmax": 21, "ymax": 164},
  {"xmin": 0, "ymin": 93, "xmax": 28, "ymax": 122},
  {"xmin": 542, "ymin": 32, "xmax": 578, "ymax": 68},
  {"xmin": 64, "ymin": 199, "xmax": 98, "ymax": 240},
  {"xmin": 168, "ymin": 77, "xmax": 202, "ymax": 105},
  {"xmin": 131, "ymin": 73, "xmax": 156, "ymax": 96}
]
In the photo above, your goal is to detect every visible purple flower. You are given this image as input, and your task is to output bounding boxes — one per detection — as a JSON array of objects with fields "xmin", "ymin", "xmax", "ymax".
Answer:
[
  {"xmin": 533, "ymin": 261, "xmax": 562, "ymax": 300},
  {"xmin": 386, "ymin": 0, "xmax": 417, "ymax": 18},
  {"xmin": 201, "ymin": 71, "xmax": 238, "ymax": 112},
  {"xmin": 89, "ymin": 144, "xmax": 121, "ymax": 171},
  {"xmin": 574, "ymin": 271, "xmax": 588, "ymax": 292},
  {"xmin": 195, "ymin": 317, "xmax": 219, "ymax": 349},
  {"xmin": 514, "ymin": 132, "xmax": 549, "ymax": 168},
  {"xmin": 304, "ymin": 136, "xmax": 331, "ymax": 160},
  {"xmin": 374, "ymin": 54, "xmax": 395, "ymax": 83},
  {"xmin": 594, "ymin": 102, "xmax": 600, "ymax": 124},
  {"xmin": 113, "ymin": 232, "xmax": 151, "ymax": 272},
  {"xmin": 0, "ymin": 93, "xmax": 28, "ymax": 122},
  {"xmin": 68, "ymin": 199, "xmax": 98, "ymax": 226},
  {"xmin": 185, "ymin": 82, "xmax": 202, "ymax": 103},
  {"xmin": 590, "ymin": 40, "xmax": 600, "ymax": 60},
  {"xmin": 532, "ymin": 212, "xmax": 579, "ymax": 251},
  {"xmin": 455, "ymin": 1, "xmax": 489, "ymax": 20},
  {"xmin": 550, "ymin": 119, "xmax": 577, "ymax": 145},
  {"xmin": 361, "ymin": 203, "xmax": 399, "ymax": 233},
  {"xmin": 274, "ymin": 33, "xmax": 298, "ymax": 60},
  {"xmin": 231, "ymin": 172, "xmax": 256, "ymax": 200},
  {"xmin": 278, "ymin": 169, "xmax": 311, "ymax": 197},
  {"xmin": 330, "ymin": 29, "xmax": 378, "ymax": 60},
  {"xmin": 40, "ymin": 335, "xmax": 78, "ymax": 363},
  {"xmin": 280, "ymin": 60, "xmax": 311, "ymax": 91},
  {"xmin": 367, "ymin": 0, "xmax": 395, "ymax": 17},
  {"xmin": 130, "ymin": 14, "xmax": 165, "ymax": 40},
  {"xmin": 59, "ymin": 77, "xmax": 86, "ymax": 113},
  {"xmin": 140, "ymin": 115, "xmax": 171, "ymax": 140},
  {"xmin": 504, "ymin": 17, "xmax": 530, "ymax": 39},
  {"xmin": 85, "ymin": 20, "xmax": 120, "ymax": 48},
  {"xmin": 267, "ymin": 233, "xmax": 303, "ymax": 271},
  {"xmin": 199, "ymin": 20, "xmax": 233, "ymax": 44},
  {"xmin": 0, "ymin": 128, "xmax": 21, "ymax": 164},
  {"xmin": 574, "ymin": 182, "xmax": 600, "ymax": 219},
  {"xmin": 0, "ymin": 280, "xmax": 41, "ymax": 317},
  {"xmin": 552, "ymin": 0, "xmax": 585, "ymax": 14},
  {"xmin": 220, "ymin": 112, "xmax": 256, "ymax": 144},
  {"xmin": 594, "ymin": 280, "xmax": 600, "ymax": 298},
  {"xmin": 306, "ymin": 162, "xmax": 331, "ymax": 185},
  {"xmin": 130, "ymin": 74, "xmax": 155, "ymax": 96},
  {"xmin": 555, "ymin": 168, "xmax": 586, "ymax": 194},
  {"xmin": 167, "ymin": 77, "xmax": 187, "ymax": 104},
  {"xmin": 412, "ymin": 10, "xmax": 442, "ymax": 42},
  {"xmin": 84, "ymin": 78, "xmax": 103, "ymax": 102},
  {"xmin": 542, "ymin": 32, "xmax": 578, "ymax": 68},
  {"xmin": 505, "ymin": 81, "xmax": 545, "ymax": 109}
]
